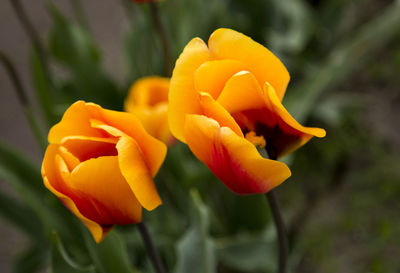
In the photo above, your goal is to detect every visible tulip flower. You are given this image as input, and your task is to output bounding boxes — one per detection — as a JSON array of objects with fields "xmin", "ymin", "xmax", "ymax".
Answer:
[
  {"xmin": 125, "ymin": 77, "xmax": 174, "ymax": 146},
  {"xmin": 41, "ymin": 101, "xmax": 166, "ymax": 242},
  {"xmin": 168, "ymin": 28, "xmax": 326, "ymax": 195}
]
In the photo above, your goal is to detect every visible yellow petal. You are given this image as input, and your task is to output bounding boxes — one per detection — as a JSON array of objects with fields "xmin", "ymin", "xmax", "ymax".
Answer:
[
  {"xmin": 116, "ymin": 136, "xmax": 162, "ymax": 211},
  {"xmin": 184, "ymin": 115, "xmax": 291, "ymax": 194},
  {"xmin": 198, "ymin": 92, "xmax": 243, "ymax": 137},
  {"xmin": 264, "ymin": 83, "xmax": 326, "ymax": 156},
  {"xmin": 129, "ymin": 103, "xmax": 173, "ymax": 145},
  {"xmin": 216, "ymin": 71, "xmax": 267, "ymax": 114},
  {"xmin": 125, "ymin": 76, "xmax": 170, "ymax": 110},
  {"xmin": 87, "ymin": 106, "xmax": 167, "ymax": 177},
  {"xmin": 60, "ymin": 136, "xmax": 118, "ymax": 162},
  {"xmin": 70, "ymin": 156, "xmax": 143, "ymax": 226},
  {"xmin": 194, "ymin": 59, "xmax": 247, "ymax": 99},
  {"xmin": 168, "ymin": 38, "xmax": 210, "ymax": 142},
  {"xmin": 49, "ymin": 101, "xmax": 105, "ymax": 144},
  {"xmin": 58, "ymin": 146, "xmax": 80, "ymax": 171},
  {"xmin": 208, "ymin": 28, "xmax": 290, "ymax": 101},
  {"xmin": 42, "ymin": 144, "xmax": 109, "ymax": 243}
]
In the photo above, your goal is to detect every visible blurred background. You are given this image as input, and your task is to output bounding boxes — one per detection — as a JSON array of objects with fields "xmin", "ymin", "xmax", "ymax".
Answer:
[{"xmin": 0, "ymin": 0, "xmax": 399, "ymax": 272}]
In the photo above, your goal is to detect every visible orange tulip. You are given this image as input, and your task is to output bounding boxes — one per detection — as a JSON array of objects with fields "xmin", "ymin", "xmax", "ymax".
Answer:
[
  {"xmin": 41, "ymin": 101, "xmax": 166, "ymax": 242},
  {"xmin": 169, "ymin": 28, "xmax": 326, "ymax": 195},
  {"xmin": 125, "ymin": 77, "xmax": 175, "ymax": 146}
]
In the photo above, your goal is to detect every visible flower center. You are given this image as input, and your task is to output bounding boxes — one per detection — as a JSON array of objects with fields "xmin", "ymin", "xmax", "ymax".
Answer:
[{"xmin": 245, "ymin": 131, "xmax": 266, "ymax": 149}]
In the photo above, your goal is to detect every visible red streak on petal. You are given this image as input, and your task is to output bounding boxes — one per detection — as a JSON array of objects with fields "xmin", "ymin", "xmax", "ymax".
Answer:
[
  {"xmin": 70, "ymin": 193, "xmax": 137, "ymax": 226},
  {"xmin": 207, "ymin": 135, "xmax": 266, "ymax": 195}
]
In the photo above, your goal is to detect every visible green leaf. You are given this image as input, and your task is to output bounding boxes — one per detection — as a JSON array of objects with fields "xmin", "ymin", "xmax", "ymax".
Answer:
[
  {"xmin": 47, "ymin": 3, "xmax": 122, "ymax": 109},
  {"xmin": 216, "ymin": 229, "xmax": 276, "ymax": 272},
  {"xmin": 0, "ymin": 163, "xmax": 52, "ymax": 235},
  {"xmin": 174, "ymin": 190, "xmax": 216, "ymax": 273},
  {"xmin": 48, "ymin": 4, "xmax": 100, "ymax": 69},
  {"xmin": 267, "ymin": 0, "xmax": 313, "ymax": 54},
  {"xmin": 313, "ymin": 93, "xmax": 363, "ymax": 126},
  {"xmin": 12, "ymin": 244, "xmax": 46, "ymax": 273},
  {"xmin": 0, "ymin": 141, "xmax": 53, "ymax": 232},
  {"xmin": 0, "ymin": 190, "xmax": 42, "ymax": 237},
  {"xmin": 124, "ymin": 5, "xmax": 163, "ymax": 79},
  {"xmin": 285, "ymin": 1, "xmax": 400, "ymax": 123},
  {"xmin": 51, "ymin": 231, "xmax": 96, "ymax": 273},
  {"xmin": 0, "ymin": 141, "xmax": 91, "ymax": 245},
  {"xmin": 83, "ymin": 229, "xmax": 137, "ymax": 273},
  {"xmin": 0, "ymin": 141, "xmax": 43, "ymax": 195}
]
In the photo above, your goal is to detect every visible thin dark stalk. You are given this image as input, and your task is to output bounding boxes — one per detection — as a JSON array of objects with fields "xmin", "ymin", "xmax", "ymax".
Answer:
[
  {"xmin": 9, "ymin": 0, "xmax": 51, "ymax": 81},
  {"xmin": 149, "ymin": 1, "xmax": 172, "ymax": 76},
  {"xmin": 0, "ymin": 52, "xmax": 28, "ymax": 106},
  {"xmin": 265, "ymin": 145, "xmax": 288, "ymax": 273},
  {"xmin": 137, "ymin": 221, "xmax": 166, "ymax": 273},
  {"xmin": 9, "ymin": 0, "xmax": 56, "ymax": 126},
  {"xmin": 0, "ymin": 51, "xmax": 46, "ymax": 150},
  {"xmin": 266, "ymin": 190, "xmax": 288, "ymax": 273}
]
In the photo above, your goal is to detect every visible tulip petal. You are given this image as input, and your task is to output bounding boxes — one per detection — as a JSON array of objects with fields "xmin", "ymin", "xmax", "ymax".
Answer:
[
  {"xmin": 169, "ymin": 38, "xmax": 210, "ymax": 142},
  {"xmin": 125, "ymin": 76, "xmax": 170, "ymax": 109},
  {"xmin": 184, "ymin": 115, "xmax": 291, "ymax": 194},
  {"xmin": 129, "ymin": 103, "xmax": 171, "ymax": 145},
  {"xmin": 199, "ymin": 92, "xmax": 243, "ymax": 137},
  {"xmin": 263, "ymin": 83, "xmax": 326, "ymax": 157},
  {"xmin": 49, "ymin": 101, "xmax": 106, "ymax": 144},
  {"xmin": 217, "ymin": 71, "xmax": 267, "ymax": 114},
  {"xmin": 42, "ymin": 144, "xmax": 109, "ymax": 242},
  {"xmin": 58, "ymin": 146, "xmax": 80, "ymax": 171},
  {"xmin": 70, "ymin": 156, "xmax": 142, "ymax": 226},
  {"xmin": 116, "ymin": 136, "xmax": 162, "ymax": 211},
  {"xmin": 88, "ymin": 107, "xmax": 167, "ymax": 177},
  {"xmin": 208, "ymin": 28, "xmax": 290, "ymax": 101},
  {"xmin": 194, "ymin": 59, "xmax": 247, "ymax": 99},
  {"xmin": 60, "ymin": 136, "xmax": 118, "ymax": 162}
]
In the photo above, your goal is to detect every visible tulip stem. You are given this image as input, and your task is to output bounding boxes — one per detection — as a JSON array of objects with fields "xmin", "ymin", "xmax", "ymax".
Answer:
[
  {"xmin": 149, "ymin": 1, "xmax": 172, "ymax": 76},
  {"xmin": 266, "ymin": 190, "xmax": 288, "ymax": 273},
  {"xmin": 137, "ymin": 221, "xmax": 167, "ymax": 273}
]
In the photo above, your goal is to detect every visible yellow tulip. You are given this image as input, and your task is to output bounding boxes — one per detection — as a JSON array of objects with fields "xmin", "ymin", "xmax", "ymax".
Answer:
[
  {"xmin": 125, "ymin": 77, "xmax": 175, "ymax": 146},
  {"xmin": 42, "ymin": 101, "xmax": 166, "ymax": 242},
  {"xmin": 169, "ymin": 28, "xmax": 326, "ymax": 194}
]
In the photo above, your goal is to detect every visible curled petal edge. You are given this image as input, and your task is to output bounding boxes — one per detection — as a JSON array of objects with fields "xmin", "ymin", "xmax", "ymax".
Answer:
[
  {"xmin": 43, "ymin": 176, "xmax": 111, "ymax": 243},
  {"xmin": 184, "ymin": 114, "xmax": 291, "ymax": 194}
]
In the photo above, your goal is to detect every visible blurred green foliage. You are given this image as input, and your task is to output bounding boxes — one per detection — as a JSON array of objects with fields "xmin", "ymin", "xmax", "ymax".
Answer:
[{"xmin": 1, "ymin": 0, "xmax": 400, "ymax": 272}]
